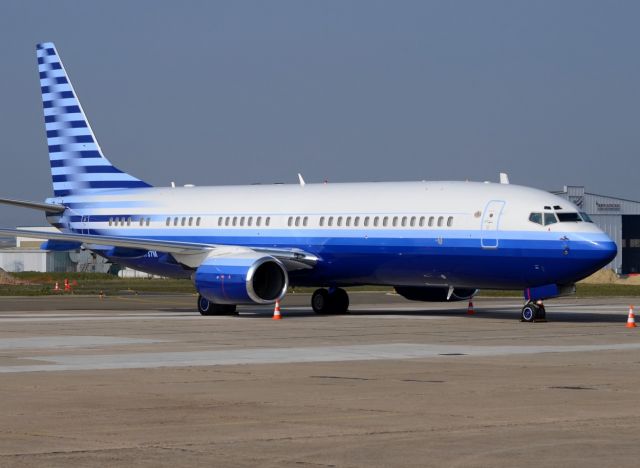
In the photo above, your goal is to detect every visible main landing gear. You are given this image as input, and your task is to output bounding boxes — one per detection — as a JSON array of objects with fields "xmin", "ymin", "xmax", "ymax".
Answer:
[
  {"xmin": 520, "ymin": 300, "xmax": 546, "ymax": 323},
  {"xmin": 198, "ymin": 294, "xmax": 237, "ymax": 316},
  {"xmin": 311, "ymin": 288, "xmax": 350, "ymax": 314}
]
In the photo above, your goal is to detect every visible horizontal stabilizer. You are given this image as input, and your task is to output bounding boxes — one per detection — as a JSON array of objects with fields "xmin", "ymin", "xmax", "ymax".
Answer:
[{"xmin": 0, "ymin": 197, "xmax": 65, "ymax": 213}]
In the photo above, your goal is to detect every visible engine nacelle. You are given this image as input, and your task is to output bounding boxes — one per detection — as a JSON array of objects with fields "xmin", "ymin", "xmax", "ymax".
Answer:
[
  {"xmin": 194, "ymin": 253, "xmax": 288, "ymax": 305},
  {"xmin": 394, "ymin": 286, "xmax": 478, "ymax": 302}
]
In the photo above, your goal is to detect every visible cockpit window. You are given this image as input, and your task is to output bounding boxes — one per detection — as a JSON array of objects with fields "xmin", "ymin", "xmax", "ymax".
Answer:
[
  {"xmin": 557, "ymin": 212, "xmax": 582, "ymax": 222},
  {"xmin": 580, "ymin": 212, "xmax": 593, "ymax": 223},
  {"xmin": 544, "ymin": 213, "xmax": 558, "ymax": 225},
  {"xmin": 528, "ymin": 212, "xmax": 543, "ymax": 225}
]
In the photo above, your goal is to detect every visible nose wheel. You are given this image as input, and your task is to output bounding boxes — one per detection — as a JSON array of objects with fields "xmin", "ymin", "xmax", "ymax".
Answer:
[
  {"xmin": 521, "ymin": 301, "xmax": 546, "ymax": 322},
  {"xmin": 311, "ymin": 288, "xmax": 349, "ymax": 314}
]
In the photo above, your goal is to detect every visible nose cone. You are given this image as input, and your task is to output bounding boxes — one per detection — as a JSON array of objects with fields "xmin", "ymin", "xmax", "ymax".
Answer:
[
  {"xmin": 593, "ymin": 237, "xmax": 618, "ymax": 266},
  {"xmin": 574, "ymin": 231, "xmax": 618, "ymax": 279}
]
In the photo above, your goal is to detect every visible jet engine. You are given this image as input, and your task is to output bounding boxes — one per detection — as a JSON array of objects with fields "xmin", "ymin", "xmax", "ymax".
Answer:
[
  {"xmin": 394, "ymin": 286, "xmax": 478, "ymax": 302},
  {"xmin": 194, "ymin": 253, "xmax": 288, "ymax": 305}
]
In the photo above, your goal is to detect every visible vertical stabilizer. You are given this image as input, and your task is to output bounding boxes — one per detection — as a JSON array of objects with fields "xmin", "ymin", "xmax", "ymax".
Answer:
[{"xmin": 37, "ymin": 42, "xmax": 151, "ymax": 198}]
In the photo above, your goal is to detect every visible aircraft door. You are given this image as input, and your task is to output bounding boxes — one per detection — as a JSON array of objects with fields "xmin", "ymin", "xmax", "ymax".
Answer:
[{"xmin": 481, "ymin": 200, "xmax": 505, "ymax": 249}]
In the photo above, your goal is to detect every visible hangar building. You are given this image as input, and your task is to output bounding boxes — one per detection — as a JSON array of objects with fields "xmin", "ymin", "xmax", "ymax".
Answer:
[{"xmin": 554, "ymin": 186, "xmax": 640, "ymax": 274}]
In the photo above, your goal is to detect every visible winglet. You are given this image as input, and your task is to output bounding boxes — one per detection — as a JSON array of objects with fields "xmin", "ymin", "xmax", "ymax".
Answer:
[
  {"xmin": 499, "ymin": 173, "xmax": 510, "ymax": 184},
  {"xmin": 298, "ymin": 173, "xmax": 306, "ymax": 186}
]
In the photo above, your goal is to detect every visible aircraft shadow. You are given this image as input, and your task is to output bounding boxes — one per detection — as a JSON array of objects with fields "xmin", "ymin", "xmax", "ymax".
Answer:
[{"xmin": 150, "ymin": 307, "xmax": 630, "ymax": 324}]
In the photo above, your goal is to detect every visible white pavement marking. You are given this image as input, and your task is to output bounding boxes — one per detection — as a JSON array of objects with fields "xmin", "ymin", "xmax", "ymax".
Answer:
[
  {"xmin": 2, "ymin": 342, "xmax": 640, "ymax": 373},
  {"xmin": 0, "ymin": 316, "xmax": 217, "ymax": 323},
  {"xmin": 0, "ymin": 336, "xmax": 163, "ymax": 350}
]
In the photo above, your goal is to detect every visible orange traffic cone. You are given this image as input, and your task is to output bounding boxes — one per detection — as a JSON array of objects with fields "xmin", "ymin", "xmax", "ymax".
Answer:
[
  {"xmin": 64, "ymin": 278, "xmax": 71, "ymax": 292},
  {"xmin": 273, "ymin": 300, "xmax": 282, "ymax": 320},
  {"xmin": 467, "ymin": 300, "xmax": 475, "ymax": 315},
  {"xmin": 626, "ymin": 305, "xmax": 636, "ymax": 328}
]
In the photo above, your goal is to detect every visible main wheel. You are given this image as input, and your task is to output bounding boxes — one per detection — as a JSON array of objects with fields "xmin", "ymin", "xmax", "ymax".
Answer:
[
  {"xmin": 311, "ymin": 289, "xmax": 330, "ymax": 313},
  {"xmin": 521, "ymin": 302, "xmax": 538, "ymax": 323},
  {"xmin": 311, "ymin": 288, "xmax": 350, "ymax": 314},
  {"xmin": 198, "ymin": 295, "xmax": 237, "ymax": 316},
  {"xmin": 329, "ymin": 288, "xmax": 349, "ymax": 314}
]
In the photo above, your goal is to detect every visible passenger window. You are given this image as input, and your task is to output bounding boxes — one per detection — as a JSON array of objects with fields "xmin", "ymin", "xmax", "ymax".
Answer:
[
  {"xmin": 320, "ymin": 216, "xmax": 325, "ymax": 227},
  {"xmin": 337, "ymin": 217, "xmax": 343, "ymax": 227},
  {"xmin": 266, "ymin": 217, "xmax": 270, "ymax": 226},
  {"xmin": 428, "ymin": 216, "xmax": 434, "ymax": 227},
  {"xmin": 181, "ymin": 217, "xmax": 186, "ymax": 226},
  {"xmin": 295, "ymin": 216, "xmax": 301, "ymax": 227},
  {"xmin": 166, "ymin": 217, "xmax": 170, "ymax": 226},
  {"xmin": 419, "ymin": 216, "xmax": 425, "ymax": 227},
  {"xmin": 393, "ymin": 217, "xmax": 398, "ymax": 227},
  {"xmin": 437, "ymin": 216, "xmax": 444, "ymax": 227},
  {"xmin": 240, "ymin": 217, "xmax": 245, "ymax": 226},
  {"xmin": 218, "ymin": 217, "xmax": 223, "ymax": 226},
  {"xmin": 248, "ymin": 217, "xmax": 252, "ymax": 227},
  {"xmin": 288, "ymin": 217, "xmax": 293, "ymax": 227},
  {"xmin": 303, "ymin": 216, "xmax": 308, "ymax": 227},
  {"xmin": 354, "ymin": 217, "xmax": 360, "ymax": 227},
  {"xmin": 374, "ymin": 216, "xmax": 379, "ymax": 227},
  {"xmin": 328, "ymin": 216, "xmax": 334, "ymax": 227},
  {"xmin": 109, "ymin": 217, "xmax": 113, "ymax": 226},
  {"xmin": 196, "ymin": 217, "xmax": 201, "ymax": 227},
  {"xmin": 401, "ymin": 216, "xmax": 407, "ymax": 227},
  {"xmin": 447, "ymin": 216, "xmax": 453, "ymax": 227},
  {"xmin": 383, "ymin": 216, "xmax": 389, "ymax": 227},
  {"xmin": 139, "ymin": 218, "xmax": 144, "ymax": 226},
  {"xmin": 529, "ymin": 213, "xmax": 543, "ymax": 225},
  {"xmin": 127, "ymin": 217, "xmax": 131, "ymax": 226},
  {"xmin": 232, "ymin": 216, "xmax": 237, "ymax": 226},
  {"xmin": 410, "ymin": 216, "xmax": 416, "ymax": 227},
  {"xmin": 225, "ymin": 217, "xmax": 230, "ymax": 226},
  {"xmin": 188, "ymin": 217, "xmax": 193, "ymax": 226},
  {"xmin": 346, "ymin": 217, "xmax": 351, "ymax": 227},
  {"xmin": 146, "ymin": 218, "xmax": 150, "ymax": 226},
  {"xmin": 256, "ymin": 217, "xmax": 262, "ymax": 227},
  {"xmin": 544, "ymin": 213, "xmax": 558, "ymax": 225},
  {"xmin": 364, "ymin": 217, "xmax": 369, "ymax": 227}
]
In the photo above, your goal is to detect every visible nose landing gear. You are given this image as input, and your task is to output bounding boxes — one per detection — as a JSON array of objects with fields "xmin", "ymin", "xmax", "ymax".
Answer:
[{"xmin": 521, "ymin": 300, "xmax": 546, "ymax": 322}]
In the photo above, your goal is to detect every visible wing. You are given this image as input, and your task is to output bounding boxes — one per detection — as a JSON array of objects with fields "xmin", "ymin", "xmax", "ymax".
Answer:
[{"xmin": 0, "ymin": 229, "xmax": 318, "ymax": 270}]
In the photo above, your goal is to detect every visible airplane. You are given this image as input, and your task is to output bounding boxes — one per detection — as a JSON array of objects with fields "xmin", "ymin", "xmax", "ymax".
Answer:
[{"xmin": 0, "ymin": 42, "xmax": 617, "ymax": 322}]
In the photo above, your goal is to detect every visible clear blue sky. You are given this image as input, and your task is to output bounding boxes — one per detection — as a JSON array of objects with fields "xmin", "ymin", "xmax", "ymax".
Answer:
[{"xmin": 1, "ymin": 0, "xmax": 639, "ymax": 227}]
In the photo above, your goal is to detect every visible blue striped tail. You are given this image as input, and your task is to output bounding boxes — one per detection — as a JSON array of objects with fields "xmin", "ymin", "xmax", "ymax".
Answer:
[{"xmin": 37, "ymin": 42, "xmax": 151, "ymax": 198}]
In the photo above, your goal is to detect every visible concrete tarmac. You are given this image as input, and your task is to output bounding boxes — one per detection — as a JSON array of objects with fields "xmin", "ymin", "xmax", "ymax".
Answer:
[{"xmin": 0, "ymin": 292, "xmax": 639, "ymax": 467}]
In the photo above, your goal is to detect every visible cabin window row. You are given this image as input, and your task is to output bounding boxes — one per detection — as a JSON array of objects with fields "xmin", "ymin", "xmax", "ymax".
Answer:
[
  {"xmin": 108, "ymin": 216, "xmax": 151, "ymax": 227},
  {"xmin": 314, "ymin": 215, "xmax": 454, "ymax": 228},
  {"xmin": 108, "ymin": 215, "xmax": 455, "ymax": 228},
  {"xmin": 165, "ymin": 217, "xmax": 202, "ymax": 227},
  {"xmin": 216, "ymin": 216, "xmax": 272, "ymax": 227}
]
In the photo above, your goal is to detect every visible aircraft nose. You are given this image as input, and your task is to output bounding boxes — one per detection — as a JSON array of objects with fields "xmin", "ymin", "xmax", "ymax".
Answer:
[{"xmin": 588, "ymin": 233, "xmax": 618, "ymax": 268}]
